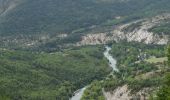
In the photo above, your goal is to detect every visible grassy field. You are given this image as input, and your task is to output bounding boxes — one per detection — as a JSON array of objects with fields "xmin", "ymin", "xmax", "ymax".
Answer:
[{"xmin": 146, "ymin": 57, "xmax": 168, "ymax": 63}]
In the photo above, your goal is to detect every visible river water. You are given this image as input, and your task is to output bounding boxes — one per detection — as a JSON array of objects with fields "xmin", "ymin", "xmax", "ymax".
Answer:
[
  {"xmin": 103, "ymin": 46, "xmax": 118, "ymax": 72},
  {"xmin": 70, "ymin": 46, "xmax": 118, "ymax": 100}
]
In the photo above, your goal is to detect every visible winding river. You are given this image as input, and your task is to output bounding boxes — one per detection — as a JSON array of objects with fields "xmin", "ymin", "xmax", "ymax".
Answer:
[{"xmin": 70, "ymin": 46, "xmax": 118, "ymax": 100}]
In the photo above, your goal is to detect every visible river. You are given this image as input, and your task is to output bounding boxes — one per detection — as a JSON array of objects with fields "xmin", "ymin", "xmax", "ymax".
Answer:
[
  {"xmin": 103, "ymin": 46, "xmax": 118, "ymax": 72},
  {"xmin": 70, "ymin": 46, "xmax": 118, "ymax": 100}
]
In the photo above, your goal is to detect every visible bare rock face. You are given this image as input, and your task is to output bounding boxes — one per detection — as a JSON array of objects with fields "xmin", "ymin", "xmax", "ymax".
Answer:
[
  {"xmin": 103, "ymin": 85, "xmax": 132, "ymax": 100},
  {"xmin": 123, "ymin": 14, "xmax": 170, "ymax": 44},
  {"xmin": 103, "ymin": 85, "xmax": 151, "ymax": 100},
  {"xmin": 77, "ymin": 14, "xmax": 170, "ymax": 46},
  {"xmin": 125, "ymin": 29, "xmax": 168, "ymax": 45},
  {"xmin": 77, "ymin": 33, "xmax": 113, "ymax": 46}
]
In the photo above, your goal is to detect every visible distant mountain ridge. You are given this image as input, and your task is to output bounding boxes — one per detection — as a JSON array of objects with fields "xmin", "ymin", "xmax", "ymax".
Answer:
[{"xmin": 0, "ymin": 0, "xmax": 170, "ymax": 35}]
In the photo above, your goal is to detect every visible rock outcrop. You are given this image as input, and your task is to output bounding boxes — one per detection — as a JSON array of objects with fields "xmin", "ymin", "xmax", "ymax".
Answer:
[
  {"xmin": 77, "ymin": 14, "xmax": 170, "ymax": 46},
  {"xmin": 103, "ymin": 85, "xmax": 132, "ymax": 100},
  {"xmin": 103, "ymin": 85, "xmax": 151, "ymax": 100}
]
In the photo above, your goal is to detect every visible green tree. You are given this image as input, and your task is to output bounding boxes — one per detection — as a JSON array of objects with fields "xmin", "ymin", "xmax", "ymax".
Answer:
[
  {"xmin": 157, "ymin": 46, "xmax": 170, "ymax": 100},
  {"xmin": 168, "ymin": 46, "xmax": 170, "ymax": 65}
]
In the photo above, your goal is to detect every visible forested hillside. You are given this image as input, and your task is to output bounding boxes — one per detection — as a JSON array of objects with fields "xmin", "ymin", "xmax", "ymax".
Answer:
[
  {"xmin": 0, "ymin": 46, "xmax": 110, "ymax": 100},
  {"xmin": 0, "ymin": 0, "xmax": 169, "ymax": 100},
  {"xmin": 155, "ymin": 46, "xmax": 170, "ymax": 100},
  {"xmin": 81, "ymin": 42, "xmax": 169, "ymax": 100},
  {"xmin": 0, "ymin": 0, "xmax": 170, "ymax": 35}
]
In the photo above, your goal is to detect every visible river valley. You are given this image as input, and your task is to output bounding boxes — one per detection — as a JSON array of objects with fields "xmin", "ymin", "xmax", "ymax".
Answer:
[{"xmin": 70, "ymin": 46, "xmax": 118, "ymax": 100}]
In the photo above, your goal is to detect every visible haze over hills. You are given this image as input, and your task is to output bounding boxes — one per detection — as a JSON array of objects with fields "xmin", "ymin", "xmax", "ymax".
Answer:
[{"xmin": 0, "ymin": 0, "xmax": 170, "ymax": 35}]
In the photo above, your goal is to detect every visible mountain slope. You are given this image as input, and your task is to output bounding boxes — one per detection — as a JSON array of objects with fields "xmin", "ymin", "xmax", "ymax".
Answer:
[
  {"xmin": 0, "ymin": 46, "xmax": 110, "ymax": 100},
  {"xmin": 0, "ymin": 0, "xmax": 170, "ymax": 35},
  {"xmin": 0, "ymin": 0, "xmax": 21, "ymax": 15}
]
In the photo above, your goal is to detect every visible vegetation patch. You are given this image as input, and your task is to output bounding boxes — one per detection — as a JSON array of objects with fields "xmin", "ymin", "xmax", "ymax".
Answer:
[
  {"xmin": 145, "ymin": 57, "xmax": 168, "ymax": 63},
  {"xmin": 0, "ymin": 46, "xmax": 111, "ymax": 100},
  {"xmin": 149, "ymin": 21, "xmax": 170, "ymax": 35}
]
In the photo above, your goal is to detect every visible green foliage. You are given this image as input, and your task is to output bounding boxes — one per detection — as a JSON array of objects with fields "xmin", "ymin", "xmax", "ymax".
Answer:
[
  {"xmin": 0, "ymin": 95, "xmax": 10, "ymax": 100},
  {"xmin": 156, "ymin": 46, "xmax": 170, "ymax": 100},
  {"xmin": 110, "ymin": 42, "xmax": 165, "ymax": 75},
  {"xmin": 0, "ymin": 46, "xmax": 110, "ymax": 100},
  {"xmin": 149, "ymin": 21, "xmax": 170, "ymax": 35},
  {"xmin": 157, "ymin": 73, "xmax": 170, "ymax": 100},
  {"xmin": 127, "ymin": 77, "xmax": 162, "ymax": 93},
  {"xmin": 0, "ymin": 0, "xmax": 170, "ymax": 35},
  {"xmin": 103, "ymin": 42, "xmax": 166, "ymax": 92},
  {"xmin": 81, "ymin": 81, "xmax": 105, "ymax": 100},
  {"xmin": 103, "ymin": 76, "xmax": 124, "ymax": 92},
  {"xmin": 146, "ymin": 57, "xmax": 168, "ymax": 63},
  {"xmin": 168, "ymin": 46, "xmax": 170, "ymax": 65}
]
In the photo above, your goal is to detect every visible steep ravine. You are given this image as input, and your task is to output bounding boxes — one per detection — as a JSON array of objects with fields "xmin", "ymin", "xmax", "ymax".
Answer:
[{"xmin": 70, "ymin": 46, "xmax": 118, "ymax": 100}]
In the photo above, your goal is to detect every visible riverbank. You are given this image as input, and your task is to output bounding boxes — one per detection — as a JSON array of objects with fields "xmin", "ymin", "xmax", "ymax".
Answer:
[{"xmin": 70, "ymin": 46, "xmax": 118, "ymax": 100}]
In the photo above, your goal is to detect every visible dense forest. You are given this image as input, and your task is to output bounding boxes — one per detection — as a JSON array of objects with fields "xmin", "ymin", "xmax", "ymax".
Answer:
[
  {"xmin": 0, "ymin": 46, "xmax": 111, "ymax": 100},
  {"xmin": 0, "ymin": 0, "xmax": 170, "ymax": 35}
]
